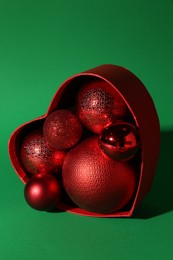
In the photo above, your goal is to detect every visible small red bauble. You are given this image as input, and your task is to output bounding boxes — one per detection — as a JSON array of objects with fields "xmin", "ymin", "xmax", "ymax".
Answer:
[
  {"xmin": 76, "ymin": 80, "xmax": 129, "ymax": 134},
  {"xmin": 20, "ymin": 129, "xmax": 66, "ymax": 175},
  {"xmin": 24, "ymin": 174, "xmax": 61, "ymax": 211},
  {"xmin": 62, "ymin": 136, "xmax": 137, "ymax": 214},
  {"xmin": 99, "ymin": 122, "xmax": 140, "ymax": 161},
  {"xmin": 43, "ymin": 109, "xmax": 83, "ymax": 150}
]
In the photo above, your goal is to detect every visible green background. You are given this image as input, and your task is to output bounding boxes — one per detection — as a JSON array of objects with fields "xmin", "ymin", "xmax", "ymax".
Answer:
[{"xmin": 1, "ymin": 0, "xmax": 173, "ymax": 259}]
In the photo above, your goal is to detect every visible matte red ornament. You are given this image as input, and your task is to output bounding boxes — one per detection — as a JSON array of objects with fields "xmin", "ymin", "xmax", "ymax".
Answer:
[
  {"xmin": 76, "ymin": 79, "xmax": 129, "ymax": 134},
  {"xmin": 43, "ymin": 109, "xmax": 83, "ymax": 150},
  {"xmin": 20, "ymin": 129, "xmax": 66, "ymax": 175},
  {"xmin": 62, "ymin": 136, "xmax": 137, "ymax": 214},
  {"xmin": 24, "ymin": 174, "xmax": 61, "ymax": 211},
  {"xmin": 99, "ymin": 122, "xmax": 140, "ymax": 161}
]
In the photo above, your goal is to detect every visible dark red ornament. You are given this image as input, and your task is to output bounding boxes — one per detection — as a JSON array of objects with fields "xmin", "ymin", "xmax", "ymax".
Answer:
[
  {"xmin": 62, "ymin": 136, "xmax": 137, "ymax": 214},
  {"xmin": 99, "ymin": 122, "xmax": 140, "ymax": 161},
  {"xmin": 43, "ymin": 109, "xmax": 83, "ymax": 150},
  {"xmin": 76, "ymin": 79, "xmax": 129, "ymax": 134},
  {"xmin": 24, "ymin": 174, "xmax": 61, "ymax": 211},
  {"xmin": 20, "ymin": 129, "xmax": 66, "ymax": 175}
]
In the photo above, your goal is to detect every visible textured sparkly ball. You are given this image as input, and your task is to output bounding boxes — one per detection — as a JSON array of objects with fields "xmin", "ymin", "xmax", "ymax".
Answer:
[
  {"xmin": 24, "ymin": 174, "xmax": 61, "ymax": 211},
  {"xmin": 99, "ymin": 122, "xmax": 140, "ymax": 161},
  {"xmin": 76, "ymin": 79, "xmax": 129, "ymax": 134},
  {"xmin": 62, "ymin": 136, "xmax": 137, "ymax": 214},
  {"xmin": 43, "ymin": 109, "xmax": 83, "ymax": 150},
  {"xmin": 20, "ymin": 129, "xmax": 66, "ymax": 175}
]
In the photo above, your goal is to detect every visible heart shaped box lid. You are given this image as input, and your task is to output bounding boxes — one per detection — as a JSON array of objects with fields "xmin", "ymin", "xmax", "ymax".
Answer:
[{"xmin": 8, "ymin": 64, "xmax": 160, "ymax": 217}]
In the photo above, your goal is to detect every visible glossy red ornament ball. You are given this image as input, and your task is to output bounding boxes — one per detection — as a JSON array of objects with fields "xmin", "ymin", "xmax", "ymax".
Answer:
[
  {"xmin": 76, "ymin": 79, "xmax": 129, "ymax": 134},
  {"xmin": 43, "ymin": 109, "xmax": 83, "ymax": 150},
  {"xmin": 24, "ymin": 174, "xmax": 61, "ymax": 211},
  {"xmin": 99, "ymin": 122, "xmax": 140, "ymax": 161},
  {"xmin": 20, "ymin": 129, "xmax": 66, "ymax": 175},
  {"xmin": 62, "ymin": 136, "xmax": 137, "ymax": 214}
]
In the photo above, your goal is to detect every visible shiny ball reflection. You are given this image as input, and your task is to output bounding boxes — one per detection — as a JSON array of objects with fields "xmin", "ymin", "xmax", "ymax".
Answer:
[
  {"xmin": 99, "ymin": 122, "xmax": 140, "ymax": 161},
  {"xmin": 24, "ymin": 174, "xmax": 61, "ymax": 211}
]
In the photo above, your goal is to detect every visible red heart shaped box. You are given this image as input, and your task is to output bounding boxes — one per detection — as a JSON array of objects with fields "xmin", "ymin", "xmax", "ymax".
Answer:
[{"xmin": 8, "ymin": 64, "xmax": 160, "ymax": 217}]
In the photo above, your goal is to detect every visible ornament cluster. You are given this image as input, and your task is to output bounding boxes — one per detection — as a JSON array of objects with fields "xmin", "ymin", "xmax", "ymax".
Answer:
[{"xmin": 21, "ymin": 79, "xmax": 140, "ymax": 214}]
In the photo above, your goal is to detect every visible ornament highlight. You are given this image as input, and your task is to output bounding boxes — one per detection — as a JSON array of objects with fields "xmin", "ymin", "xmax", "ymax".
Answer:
[
  {"xmin": 99, "ymin": 122, "xmax": 140, "ymax": 161},
  {"xmin": 62, "ymin": 136, "xmax": 137, "ymax": 214},
  {"xmin": 20, "ymin": 129, "xmax": 66, "ymax": 175},
  {"xmin": 24, "ymin": 174, "xmax": 61, "ymax": 211},
  {"xmin": 43, "ymin": 109, "xmax": 83, "ymax": 150},
  {"xmin": 76, "ymin": 79, "xmax": 129, "ymax": 134}
]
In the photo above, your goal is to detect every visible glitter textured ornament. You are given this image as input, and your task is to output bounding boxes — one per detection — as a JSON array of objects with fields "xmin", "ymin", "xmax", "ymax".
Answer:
[
  {"xmin": 76, "ymin": 79, "xmax": 129, "ymax": 134},
  {"xmin": 62, "ymin": 136, "xmax": 137, "ymax": 214},
  {"xmin": 20, "ymin": 129, "xmax": 66, "ymax": 175},
  {"xmin": 43, "ymin": 109, "xmax": 83, "ymax": 150},
  {"xmin": 99, "ymin": 122, "xmax": 140, "ymax": 161},
  {"xmin": 24, "ymin": 174, "xmax": 61, "ymax": 211}
]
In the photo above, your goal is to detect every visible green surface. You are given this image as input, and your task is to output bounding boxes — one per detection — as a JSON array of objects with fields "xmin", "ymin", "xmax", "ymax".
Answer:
[{"xmin": 1, "ymin": 0, "xmax": 173, "ymax": 259}]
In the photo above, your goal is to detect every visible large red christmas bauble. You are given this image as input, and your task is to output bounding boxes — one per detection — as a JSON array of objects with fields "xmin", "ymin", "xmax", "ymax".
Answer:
[
  {"xmin": 62, "ymin": 136, "xmax": 137, "ymax": 214},
  {"xmin": 24, "ymin": 174, "xmax": 61, "ymax": 211},
  {"xmin": 76, "ymin": 79, "xmax": 129, "ymax": 134},
  {"xmin": 99, "ymin": 122, "xmax": 140, "ymax": 161},
  {"xmin": 20, "ymin": 129, "xmax": 66, "ymax": 175},
  {"xmin": 43, "ymin": 109, "xmax": 83, "ymax": 150}
]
